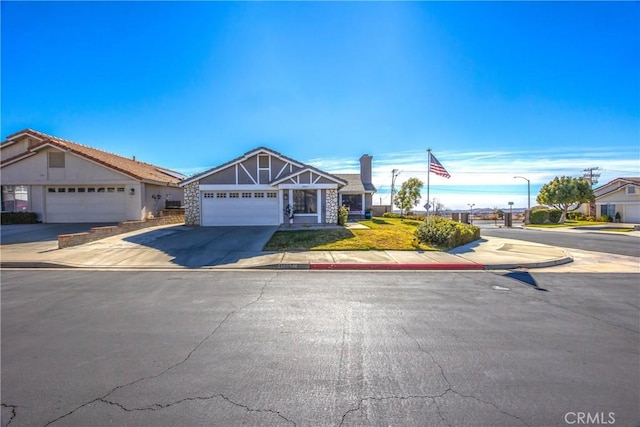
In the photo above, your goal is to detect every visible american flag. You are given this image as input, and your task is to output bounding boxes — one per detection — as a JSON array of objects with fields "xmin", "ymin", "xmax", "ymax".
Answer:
[{"xmin": 429, "ymin": 152, "xmax": 451, "ymax": 178}]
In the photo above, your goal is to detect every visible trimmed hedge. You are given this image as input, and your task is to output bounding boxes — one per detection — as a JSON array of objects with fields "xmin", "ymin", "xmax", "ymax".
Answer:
[
  {"xmin": 530, "ymin": 209, "xmax": 563, "ymax": 224},
  {"xmin": 1, "ymin": 212, "xmax": 38, "ymax": 225},
  {"xmin": 382, "ymin": 212, "xmax": 426, "ymax": 221},
  {"xmin": 414, "ymin": 216, "xmax": 480, "ymax": 249}
]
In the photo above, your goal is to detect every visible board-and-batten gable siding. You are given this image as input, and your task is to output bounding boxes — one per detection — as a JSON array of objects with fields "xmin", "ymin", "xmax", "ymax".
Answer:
[
  {"xmin": 285, "ymin": 172, "xmax": 336, "ymax": 185},
  {"xmin": 199, "ymin": 154, "xmax": 302, "ymax": 185}
]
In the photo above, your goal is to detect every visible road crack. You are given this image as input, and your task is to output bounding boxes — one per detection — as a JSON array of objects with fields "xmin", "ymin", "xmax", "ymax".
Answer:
[
  {"xmin": 1, "ymin": 403, "xmax": 18, "ymax": 426},
  {"xmin": 339, "ymin": 325, "xmax": 529, "ymax": 427},
  {"xmin": 43, "ymin": 275, "xmax": 281, "ymax": 426},
  {"xmin": 96, "ymin": 393, "xmax": 296, "ymax": 425}
]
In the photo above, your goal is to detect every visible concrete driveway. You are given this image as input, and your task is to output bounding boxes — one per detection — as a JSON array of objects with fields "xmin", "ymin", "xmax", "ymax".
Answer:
[
  {"xmin": 61, "ymin": 225, "xmax": 281, "ymax": 268},
  {"xmin": 1, "ymin": 224, "xmax": 279, "ymax": 269}
]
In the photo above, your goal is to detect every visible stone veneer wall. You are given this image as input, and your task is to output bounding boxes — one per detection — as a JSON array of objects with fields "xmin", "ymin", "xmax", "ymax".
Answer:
[
  {"xmin": 325, "ymin": 189, "xmax": 338, "ymax": 224},
  {"xmin": 184, "ymin": 181, "xmax": 200, "ymax": 226}
]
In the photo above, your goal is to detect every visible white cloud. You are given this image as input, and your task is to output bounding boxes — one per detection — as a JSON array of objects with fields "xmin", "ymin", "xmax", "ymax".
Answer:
[
  {"xmin": 173, "ymin": 147, "xmax": 638, "ymax": 210},
  {"xmin": 310, "ymin": 147, "xmax": 639, "ymax": 210}
]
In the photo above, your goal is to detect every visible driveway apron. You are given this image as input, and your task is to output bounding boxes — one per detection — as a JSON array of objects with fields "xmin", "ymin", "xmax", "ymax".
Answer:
[{"xmin": 120, "ymin": 225, "xmax": 279, "ymax": 268}]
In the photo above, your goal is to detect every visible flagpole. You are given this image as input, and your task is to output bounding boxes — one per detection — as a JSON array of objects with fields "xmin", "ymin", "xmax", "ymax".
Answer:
[{"xmin": 426, "ymin": 148, "xmax": 431, "ymax": 224}]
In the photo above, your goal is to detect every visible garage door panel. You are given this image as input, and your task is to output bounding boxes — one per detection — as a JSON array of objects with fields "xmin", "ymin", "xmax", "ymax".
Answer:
[
  {"xmin": 201, "ymin": 191, "xmax": 279, "ymax": 226},
  {"xmin": 624, "ymin": 204, "xmax": 640, "ymax": 224},
  {"xmin": 46, "ymin": 187, "xmax": 126, "ymax": 223}
]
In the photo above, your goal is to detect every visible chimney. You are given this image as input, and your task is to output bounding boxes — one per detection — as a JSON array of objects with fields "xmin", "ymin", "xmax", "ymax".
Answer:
[{"xmin": 360, "ymin": 154, "xmax": 372, "ymax": 184}]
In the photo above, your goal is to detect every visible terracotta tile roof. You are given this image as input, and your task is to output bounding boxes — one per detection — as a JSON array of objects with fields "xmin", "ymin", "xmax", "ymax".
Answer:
[{"xmin": 2, "ymin": 129, "xmax": 184, "ymax": 185}]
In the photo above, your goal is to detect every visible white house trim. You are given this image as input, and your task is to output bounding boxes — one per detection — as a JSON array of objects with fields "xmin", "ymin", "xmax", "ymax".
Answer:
[
  {"xmin": 199, "ymin": 184, "xmax": 274, "ymax": 191},
  {"xmin": 278, "ymin": 183, "xmax": 339, "ymax": 190}
]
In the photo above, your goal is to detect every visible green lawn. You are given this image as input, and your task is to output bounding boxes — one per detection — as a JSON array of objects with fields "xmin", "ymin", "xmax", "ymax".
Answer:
[{"xmin": 263, "ymin": 217, "xmax": 436, "ymax": 251}]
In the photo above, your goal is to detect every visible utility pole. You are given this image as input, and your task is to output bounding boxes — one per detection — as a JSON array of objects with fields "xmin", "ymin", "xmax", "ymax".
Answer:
[
  {"xmin": 390, "ymin": 169, "xmax": 401, "ymax": 211},
  {"xmin": 583, "ymin": 167, "xmax": 601, "ymax": 217},
  {"xmin": 582, "ymin": 167, "xmax": 601, "ymax": 187}
]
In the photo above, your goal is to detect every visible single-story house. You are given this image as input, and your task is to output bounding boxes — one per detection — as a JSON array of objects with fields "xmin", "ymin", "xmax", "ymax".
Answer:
[
  {"xmin": 179, "ymin": 147, "xmax": 376, "ymax": 226},
  {"xmin": 1, "ymin": 129, "xmax": 185, "ymax": 223},
  {"xmin": 591, "ymin": 177, "xmax": 640, "ymax": 223}
]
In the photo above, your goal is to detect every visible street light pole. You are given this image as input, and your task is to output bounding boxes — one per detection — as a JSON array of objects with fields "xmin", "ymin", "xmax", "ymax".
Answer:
[
  {"xmin": 513, "ymin": 176, "xmax": 530, "ymax": 211},
  {"xmin": 467, "ymin": 203, "xmax": 475, "ymax": 224}
]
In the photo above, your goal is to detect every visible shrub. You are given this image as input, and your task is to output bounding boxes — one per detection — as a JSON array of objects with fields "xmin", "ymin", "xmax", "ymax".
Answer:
[
  {"xmin": 1, "ymin": 212, "xmax": 38, "ymax": 225},
  {"xmin": 382, "ymin": 212, "xmax": 402, "ymax": 219},
  {"xmin": 598, "ymin": 214, "xmax": 612, "ymax": 223},
  {"xmin": 338, "ymin": 205, "xmax": 349, "ymax": 226},
  {"xmin": 530, "ymin": 209, "xmax": 550, "ymax": 224},
  {"xmin": 549, "ymin": 209, "xmax": 562, "ymax": 223},
  {"xmin": 381, "ymin": 212, "xmax": 426, "ymax": 221},
  {"xmin": 530, "ymin": 209, "xmax": 562, "ymax": 224},
  {"xmin": 414, "ymin": 216, "xmax": 480, "ymax": 249},
  {"xmin": 567, "ymin": 212, "xmax": 586, "ymax": 221}
]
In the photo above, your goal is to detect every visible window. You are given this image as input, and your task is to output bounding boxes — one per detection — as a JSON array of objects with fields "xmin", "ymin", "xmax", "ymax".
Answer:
[
  {"xmin": 601, "ymin": 205, "xmax": 616, "ymax": 217},
  {"xmin": 48, "ymin": 188, "xmax": 56, "ymax": 193},
  {"xmin": 293, "ymin": 189, "xmax": 317, "ymax": 214},
  {"xmin": 203, "ymin": 192, "xmax": 215, "ymax": 198},
  {"xmin": 87, "ymin": 188, "xmax": 96, "ymax": 193},
  {"xmin": 2, "ymin": 185, "xmax": 28, "ymax": 212},
  {"xmin": 68, "ymin": 188, "xmax": 76, "ymax": 193},
  {"xmin": 242, "ymin": 192, "xmax": 252, "ymax": 198},
  {"xmin": 97, "ymin": 188, "xmax": 105, "ymax": 193},
  {"xmin": 107, "ymin": 187, "xmax": 115, "ymax": 193},
  {"xmin": 78, "ymin": 188, "xmax": 86, "ymax": 193},
  {"xmin": 48, "ymin": 152, "xmax": 65, "ymax": 168},
  {"xmin": 57, "ymin": 188, "xmax": 66, "ymax": 193},
  {"xmin": 626, "ymin": 186, "xmax": 637, "ymax": 195},
  {"xmin": 254, "ymin": 192, "xmax": 264, "ymax": 198},
  {"xmin": 341, "ymin": 194, "xmax": 363, "ymax": 212},
  {"xmin": 117, "ymin": 187, "xmax": 125, "ymax": 193},
  {"xmin": 229, "ymin": 192, "xmax": 239, "ymax": 198},
  {"xmin": 267, "ymin": 192, "xmax": 277, "ymax": 198},
  {"xmin": 216, "ymin": 192, "xmax": 227, "ymax": 198}
]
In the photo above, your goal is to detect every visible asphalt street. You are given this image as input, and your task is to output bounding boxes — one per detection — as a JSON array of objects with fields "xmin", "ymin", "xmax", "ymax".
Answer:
[
  {"xmin": 2, "ymin": 270, "xmax": 638, "ymax": 427},
  {"xmin": 481, "ymin": 227, "xmax": 640, "ymax": 257}
]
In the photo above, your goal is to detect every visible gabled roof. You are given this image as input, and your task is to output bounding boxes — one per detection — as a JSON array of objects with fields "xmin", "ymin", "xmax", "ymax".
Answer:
[
  {"xmin": 180, "ymin": 146, "xmax": 346, "ymax": 187},
  {"xmin": 1, "ymin": 129, "xmax": 185, "ymax": 185},
  {"xmin": 270, "ymin": 166, "xmax": 347, "ymax": 186},
  {"xmin": 594, "ymin": 177, "xmax": 640, "ymax": 198},
  {"xmin": 334, "ymin": 174, "xmax": 377, "ymax": 193}
]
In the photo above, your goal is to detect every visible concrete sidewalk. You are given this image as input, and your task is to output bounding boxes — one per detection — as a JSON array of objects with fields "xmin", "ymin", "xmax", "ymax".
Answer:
[{"xmin": 0, "ymin": 223, "xmax": 573, "ymax": 270}]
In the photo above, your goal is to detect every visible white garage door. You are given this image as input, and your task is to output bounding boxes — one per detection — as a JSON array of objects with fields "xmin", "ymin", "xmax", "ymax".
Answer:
[
  {"xmin": 46, "ymin": 186, "xmax": 127, "ymax": 223},
  {"xmin": 624, "ymin": 204, "xmax": 640, "ymax": 224},
  {"xmin": 201, "ymin": 191, "xmax": 279, "ymax": 226}
]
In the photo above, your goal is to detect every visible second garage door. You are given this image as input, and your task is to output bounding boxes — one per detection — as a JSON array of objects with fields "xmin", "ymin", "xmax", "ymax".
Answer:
[{"xmin": 201, "ymin": 191, "xmax": 280, "ymax": 226}]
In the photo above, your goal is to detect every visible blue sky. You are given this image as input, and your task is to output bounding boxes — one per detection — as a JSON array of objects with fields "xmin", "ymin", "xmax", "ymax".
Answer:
[{"xmin": 2, "ymin": 1, "xmax": 638, "ymax": 210}]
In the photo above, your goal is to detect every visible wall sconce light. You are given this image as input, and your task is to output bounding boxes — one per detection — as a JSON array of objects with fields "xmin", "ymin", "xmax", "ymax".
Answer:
[
  {"xmin": 151, "ymin": 194, "xmax": 162, "ymax": 201},
  {"xmin": 129, "ymin": 188, "xmax": 135, "ymax": 196}
]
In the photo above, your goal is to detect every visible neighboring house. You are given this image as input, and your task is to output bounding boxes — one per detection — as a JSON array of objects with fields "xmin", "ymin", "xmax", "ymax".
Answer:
[
  {"xmin": 179, "ymin": 147, "xmax": 376, "ymax": 226},
  {"xmin": 591, "ymin": 177, "xmax": 640, "ymax": 223},
  {"xmin": 1, "ymin": 129, "xmax": 185, "ymax": 223}
]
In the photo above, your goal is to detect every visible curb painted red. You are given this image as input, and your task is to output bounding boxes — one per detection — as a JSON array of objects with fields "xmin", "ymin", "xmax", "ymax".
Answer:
[{"xmin": 309, "ymin": 263, "xmax": 485, "ymax": 270}]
